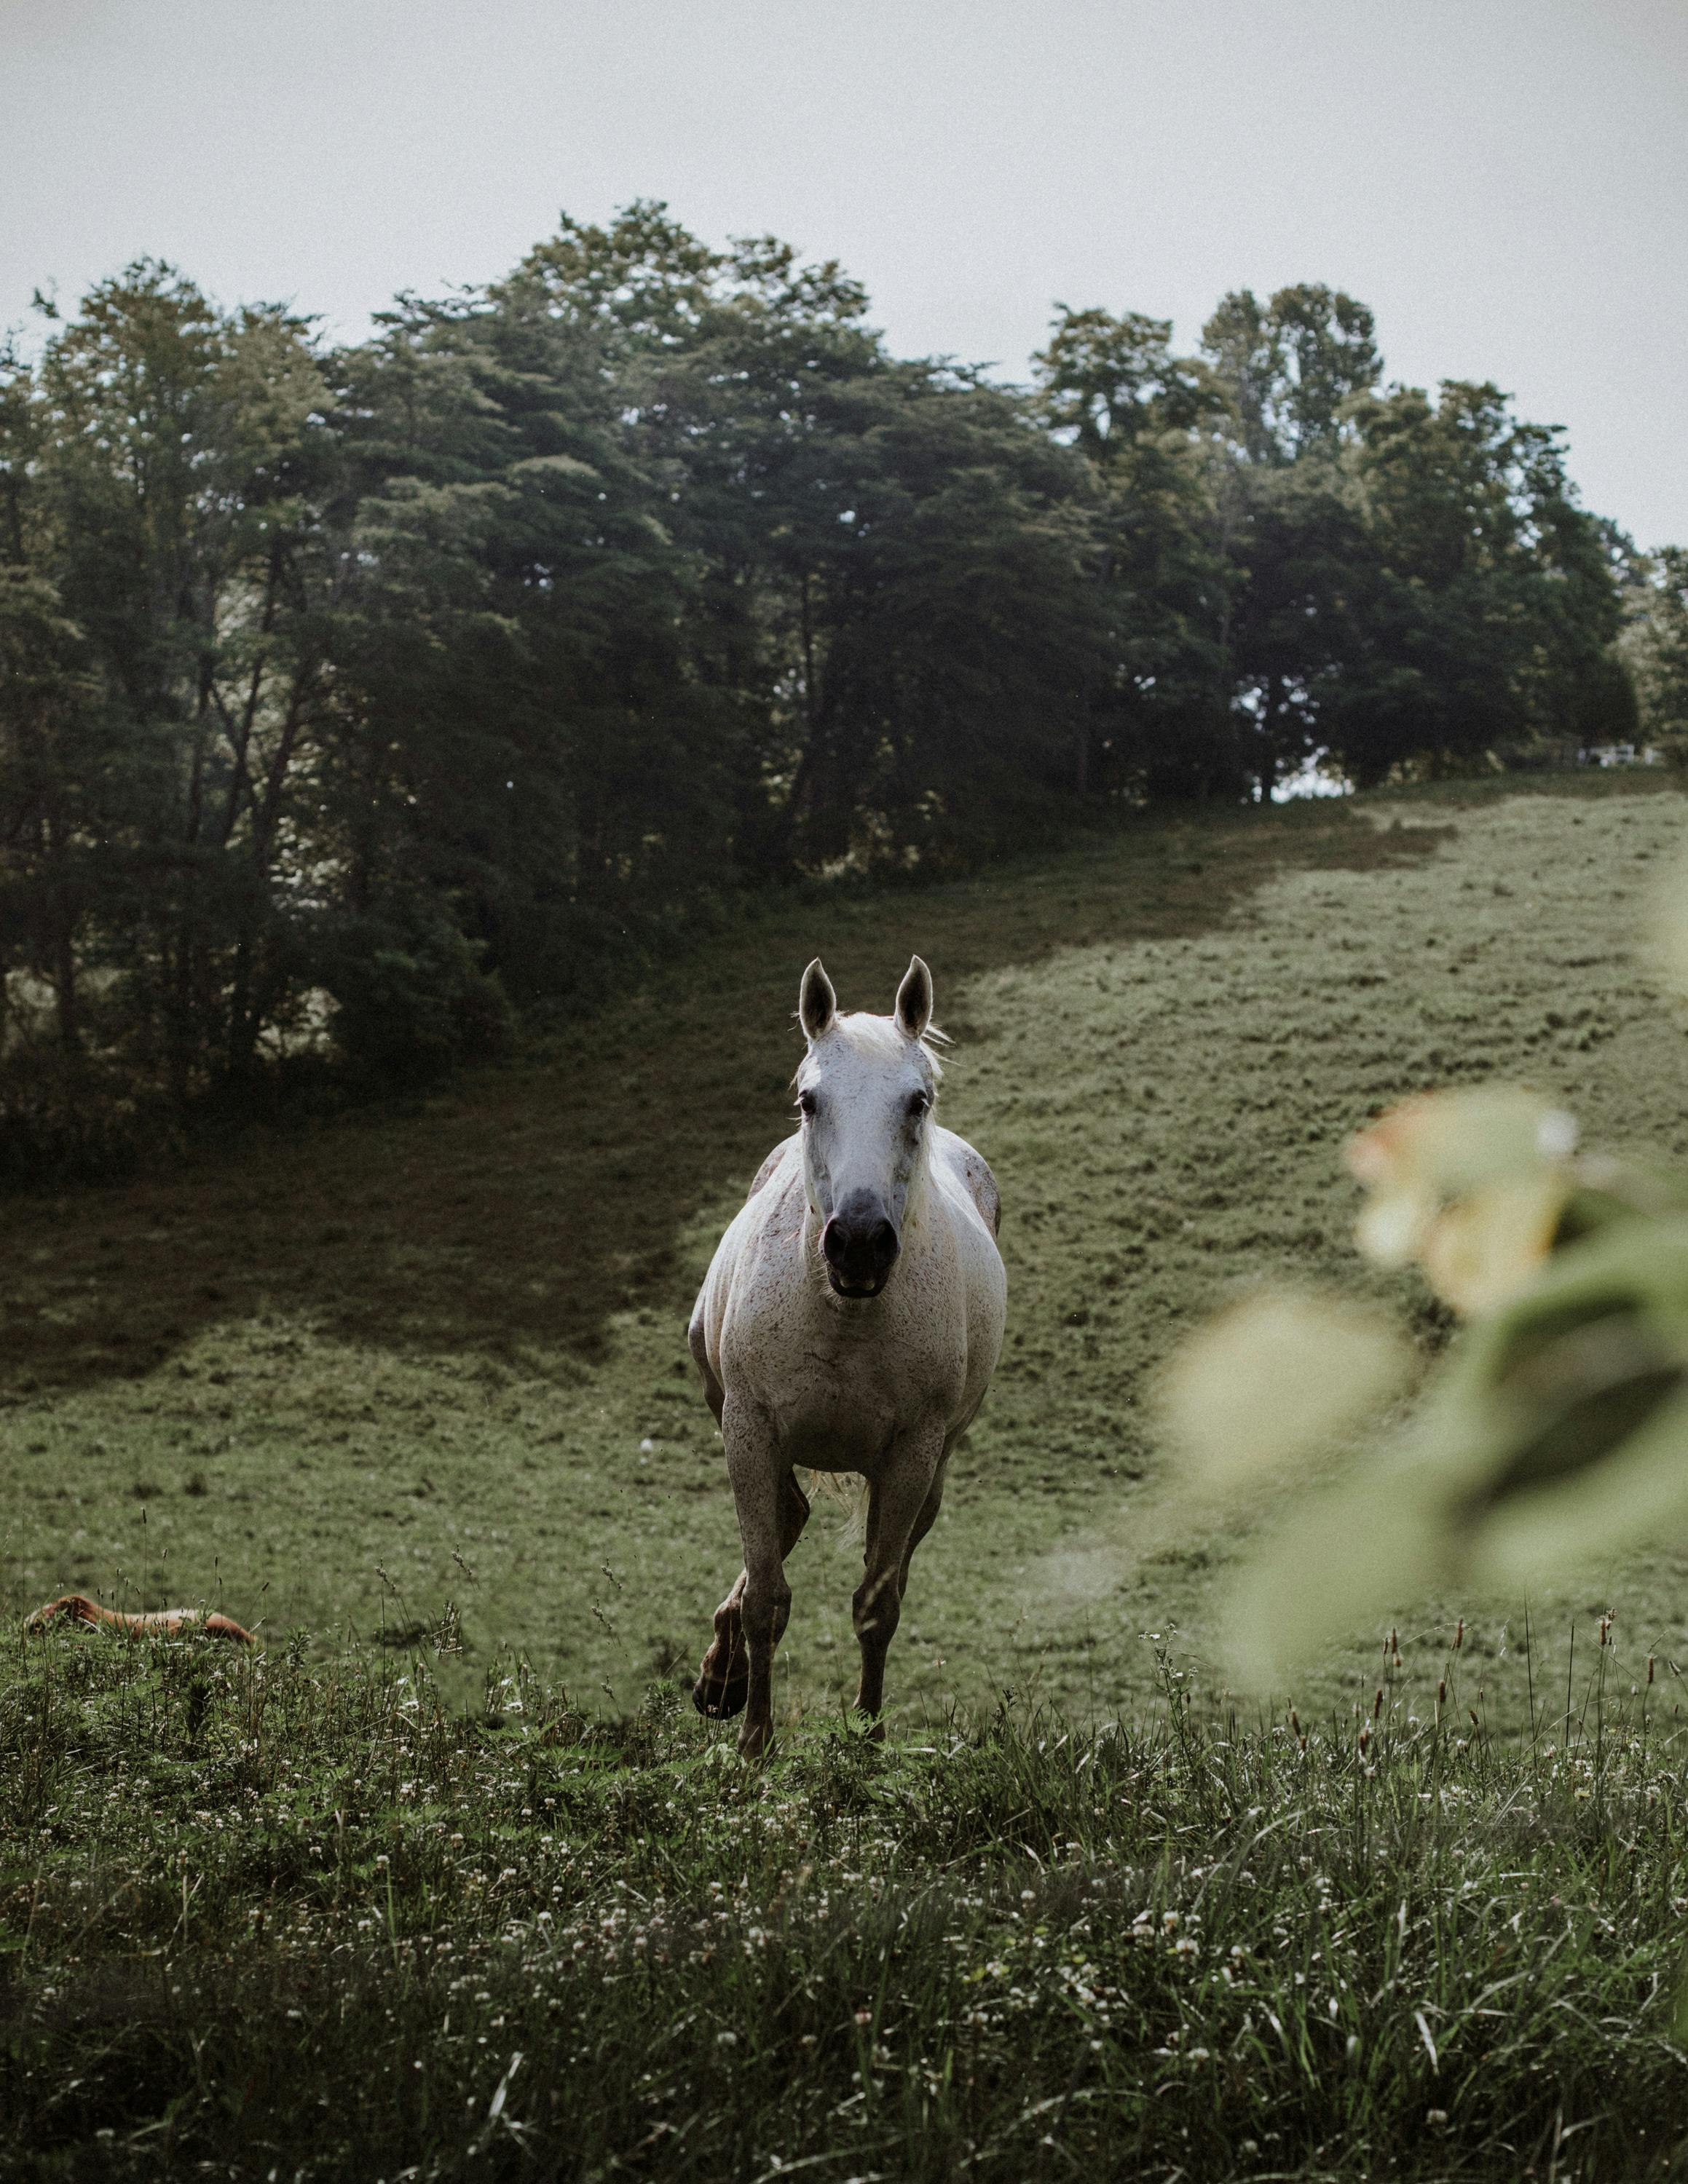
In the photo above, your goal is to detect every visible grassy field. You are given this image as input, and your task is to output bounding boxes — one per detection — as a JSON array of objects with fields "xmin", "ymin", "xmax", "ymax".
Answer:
[
  {"xmin": 6, "ymin": 778, "xmax": 1688, "ymax": 1733},
  {"xmin": 10, "ymin": 775, "xmax": 1688, "ymax": 2180},
  {"xmin": 7, "ymin": 1623, "xmax": 1688, "ymax": 2180}
]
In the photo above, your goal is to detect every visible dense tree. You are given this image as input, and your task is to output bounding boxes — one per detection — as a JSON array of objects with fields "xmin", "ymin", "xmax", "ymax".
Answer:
[
  {"xmin": 1033, "ymin": 308, "xmax": 1234, "ymax": 799},
  {"xmin": 4, "ymin": 265, "xmax": 340, "ymax": 1096},
  {"xmin": 514, "ymin": 212, "xmax": 1108, "ymax": 869},
  {"xmin": 1202, "ymin": 285, "xmax": 1381, "ymax": 464},
  {"xmin": 1195, "ymin": 287, "xmax": 1383, "ymax": 798},
  {"xmin": 1325, "ymin": 380, "xmax": 1633, "ymax": 783},
  {"xmin": 0, "ymin": 567, "xmax": 107, "ymax": 1053},
  {"xmin": 1624, "ymin": 546, "xmax": 1688, "ymax": 754},
  {"xmin": 0, "ymin": 215, "xmax": 1653, "ymax": 1168}
]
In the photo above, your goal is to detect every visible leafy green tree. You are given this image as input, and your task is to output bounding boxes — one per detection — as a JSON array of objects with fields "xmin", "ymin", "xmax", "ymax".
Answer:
[
  {"xmin": 1194, "ymin": 288, "xmax": 1383, "ymax": 797},
  {"xmin": 324, "ymin": 272, "xmax": 712, "ymax": 1024},
  {"xmin": 1218, "ymin": 464, "xmax": 1370, "ymax": 799},
  {"xmin": 1624, "ymin": 545, "xmax": 1688, "ymax": 754},
  {"xmin": 1325, "ymin": 381, "xmax": 1632, "ymax": 783},
  {"xmin": 1033, "ymin": 307, "xmax": 1234, "ymax": 799},
  {"xmin": 17, "ymin": 262, "xmax": 339, "ymax": 1091},
  {"xmin": 0, "ymin": 220, "xmax": 1655, "ymax": 1166},
  {"xmin": 511, "ymin": 207, "xmax": 1109, "ymax": 871},
  {"xmin": 0, "ymin": 569, "xmax": 108, "ymax": 1052},
  {"xmin": 1202, "ymin": 285, "xmax": 1381, "ymax": 464}
]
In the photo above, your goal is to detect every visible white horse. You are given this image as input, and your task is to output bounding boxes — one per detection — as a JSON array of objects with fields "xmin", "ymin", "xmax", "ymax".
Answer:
[{"xmin": 688, "ymin": 954, "xmax": 1006, "ymax": 1757}]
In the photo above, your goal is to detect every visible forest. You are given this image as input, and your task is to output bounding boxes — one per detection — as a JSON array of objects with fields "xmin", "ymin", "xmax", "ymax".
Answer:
[{"xmin": 1, "ymin": 200, "xmax": 1684, "ymax": 1171}]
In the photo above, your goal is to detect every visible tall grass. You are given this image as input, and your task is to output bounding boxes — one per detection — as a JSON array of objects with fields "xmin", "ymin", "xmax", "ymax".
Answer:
[{"xmin": 4, "ymin": 1623, "xmax": 1687, "ymax": 2180}]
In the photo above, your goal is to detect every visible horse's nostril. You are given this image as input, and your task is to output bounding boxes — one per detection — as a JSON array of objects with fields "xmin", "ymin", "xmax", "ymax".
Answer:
[{"xmin": 822, "ymin": 1208, "xmax": 899, "ymax": 1285}]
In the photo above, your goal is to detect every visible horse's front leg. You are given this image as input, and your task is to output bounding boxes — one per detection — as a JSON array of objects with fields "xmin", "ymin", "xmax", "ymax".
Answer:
[
  {"xmin": 693, "ymin": 1467, "xmax": 809, "ymax": 1723},
  {"xmin": 730, "ymin": 1398, "xmax": 796, "ymax": 1761},
  {"xmin": 698, "ymin": 1399, "xmax": 802, "ymax": 1759},
  {"xmin": 852, "ymin": 1430, "xmax": 945, "ymax": 1738}
]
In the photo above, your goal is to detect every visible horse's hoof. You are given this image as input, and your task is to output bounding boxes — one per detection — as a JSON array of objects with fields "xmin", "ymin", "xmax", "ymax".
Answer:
[{"xmin": 692, "ymin": 1663, "xmax": 749, "ymax": 1720}]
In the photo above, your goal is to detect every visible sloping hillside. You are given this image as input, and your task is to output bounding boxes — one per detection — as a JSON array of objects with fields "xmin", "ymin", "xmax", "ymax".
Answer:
[{"xmin": 5, "ymin": 778, "xmax": 1686, "ymax": 1727}]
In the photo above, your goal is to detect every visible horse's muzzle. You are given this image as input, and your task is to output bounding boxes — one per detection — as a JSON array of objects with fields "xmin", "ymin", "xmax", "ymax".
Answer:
[{"xmin": 821, "ymin": 1200, "xmax": 900, "ymax": 1298}]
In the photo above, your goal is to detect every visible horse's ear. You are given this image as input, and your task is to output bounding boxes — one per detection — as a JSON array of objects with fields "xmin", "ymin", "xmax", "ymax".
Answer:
[
  {"xmin": 894, "ymin": 955, "xmax": 933, "ymax": 1041},
  {"xmin": 799, "ymin": 957, "xmax": 837, "ymax": 1041}
]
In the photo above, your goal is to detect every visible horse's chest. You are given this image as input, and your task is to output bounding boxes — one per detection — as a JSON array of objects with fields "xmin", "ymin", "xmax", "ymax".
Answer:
[
  {"xmin": 756, "ymin": 1313, "xmax": 960, "ymax": 1469},
  {"xmin": 772, "ymin": 1345, "xmax": 933, "ymax": 1467}
]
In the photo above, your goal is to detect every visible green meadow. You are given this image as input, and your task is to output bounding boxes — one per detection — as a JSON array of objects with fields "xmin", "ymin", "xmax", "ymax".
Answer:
[
  {"xmin": 6, "ymin": 775, "xmax": 1688, "ymax": 1731},
  {"xmin": 12, "ymin": 775, "xmax": 1688, "ymax": 2180},
  {"xmin": 5, "ymin": 1631, "xmax": 1687, "ymax": 2180}
]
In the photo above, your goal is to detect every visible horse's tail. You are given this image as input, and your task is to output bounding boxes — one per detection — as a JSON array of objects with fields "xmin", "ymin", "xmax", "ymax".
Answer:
[
  {"xmin": 24, "ymin": 1593, "xmax": 256, "ymax": 1645},
  {"xmin": 804, "ymin": 1469, "xmax": 869, "ymax": 1548}
]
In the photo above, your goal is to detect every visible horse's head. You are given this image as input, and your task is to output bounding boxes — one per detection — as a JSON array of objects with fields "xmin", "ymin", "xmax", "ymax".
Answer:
[{"xmin": 794, "ymin": 954, "xmax": 941, "ymax": 1299}]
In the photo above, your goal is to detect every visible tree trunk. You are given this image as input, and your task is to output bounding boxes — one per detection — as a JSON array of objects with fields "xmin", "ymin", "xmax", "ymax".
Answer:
[
  {"xmin": 52, "ymin": 926, "xmax": 80, "ymax": 1053},
  {"xmin": 43, "ymin": 819, "xmax": 82, "ymax": 1052},
  {"xmin": 1258, "ymin": 676, "xmax": 1284, "ymax": 803}
]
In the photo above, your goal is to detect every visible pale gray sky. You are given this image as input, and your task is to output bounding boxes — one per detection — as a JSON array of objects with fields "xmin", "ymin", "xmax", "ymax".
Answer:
[{"xmin": 3, "ymin": 0, "xmax": 1685, "ymax": 545}]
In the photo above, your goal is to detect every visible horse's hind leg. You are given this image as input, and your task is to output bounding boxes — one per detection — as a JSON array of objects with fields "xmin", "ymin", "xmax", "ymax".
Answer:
[
  {"xmin": 692, "ymin": 1465, "xmax": 808, "ymax": 1723},
  {"xmin": 898, "ymin": 1455, "xmax": 949, "ymax": 1597},
  {"xmin": 852, "ymin": 1434, "xmax": 944, "ymax": 1738}
]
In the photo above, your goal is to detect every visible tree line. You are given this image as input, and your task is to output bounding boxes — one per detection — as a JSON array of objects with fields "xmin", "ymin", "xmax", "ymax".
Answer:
[{"xmin": 0, "ymin": 202, "xmax": 1679, "ymax": 1171}]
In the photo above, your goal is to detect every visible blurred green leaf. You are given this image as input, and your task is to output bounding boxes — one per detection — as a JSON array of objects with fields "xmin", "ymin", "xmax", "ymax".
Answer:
[{"xmin": 1226, "ymin": 1219, "xmax": 1688, "ymax": 1686}]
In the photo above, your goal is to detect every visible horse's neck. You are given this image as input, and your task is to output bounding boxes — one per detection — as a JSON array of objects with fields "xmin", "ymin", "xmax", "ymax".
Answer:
[{"xmin": 899, "ymin": 1142, "xmax": 939, "ymax": 1241}]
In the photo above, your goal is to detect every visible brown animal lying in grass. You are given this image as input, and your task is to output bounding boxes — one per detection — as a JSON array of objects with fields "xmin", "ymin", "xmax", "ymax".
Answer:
[{"xmin": 25, "ymin": 1592, "xmax": 256, "ymax": 1644}]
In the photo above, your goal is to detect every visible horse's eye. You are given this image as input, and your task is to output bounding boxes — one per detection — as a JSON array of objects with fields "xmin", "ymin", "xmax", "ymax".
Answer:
[
  {"xmin": 907, "ymin": 1092, "xmax": 929, "ymax": 1121},
  {"xmin": 797, "ymin": 1089, "xmax": 817, "ymax": 1117}
]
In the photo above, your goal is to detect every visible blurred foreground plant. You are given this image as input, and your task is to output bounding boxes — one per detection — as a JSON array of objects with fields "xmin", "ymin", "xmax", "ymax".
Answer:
[{"xmin": 1165, "ymin": 874, "xmax": 1688, "ymax": 1685}]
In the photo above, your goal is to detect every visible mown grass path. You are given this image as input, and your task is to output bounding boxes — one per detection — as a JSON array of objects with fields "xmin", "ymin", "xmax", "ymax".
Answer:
[{"xmin": 4, "ymin": 780, "xmax": 1688, "ymax": 1729}]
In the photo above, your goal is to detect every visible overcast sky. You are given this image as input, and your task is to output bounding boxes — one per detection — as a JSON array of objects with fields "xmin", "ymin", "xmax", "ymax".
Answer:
[{"xmin": 4, "ymin": 0, "xmax": 1685, "ymax": 546}]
